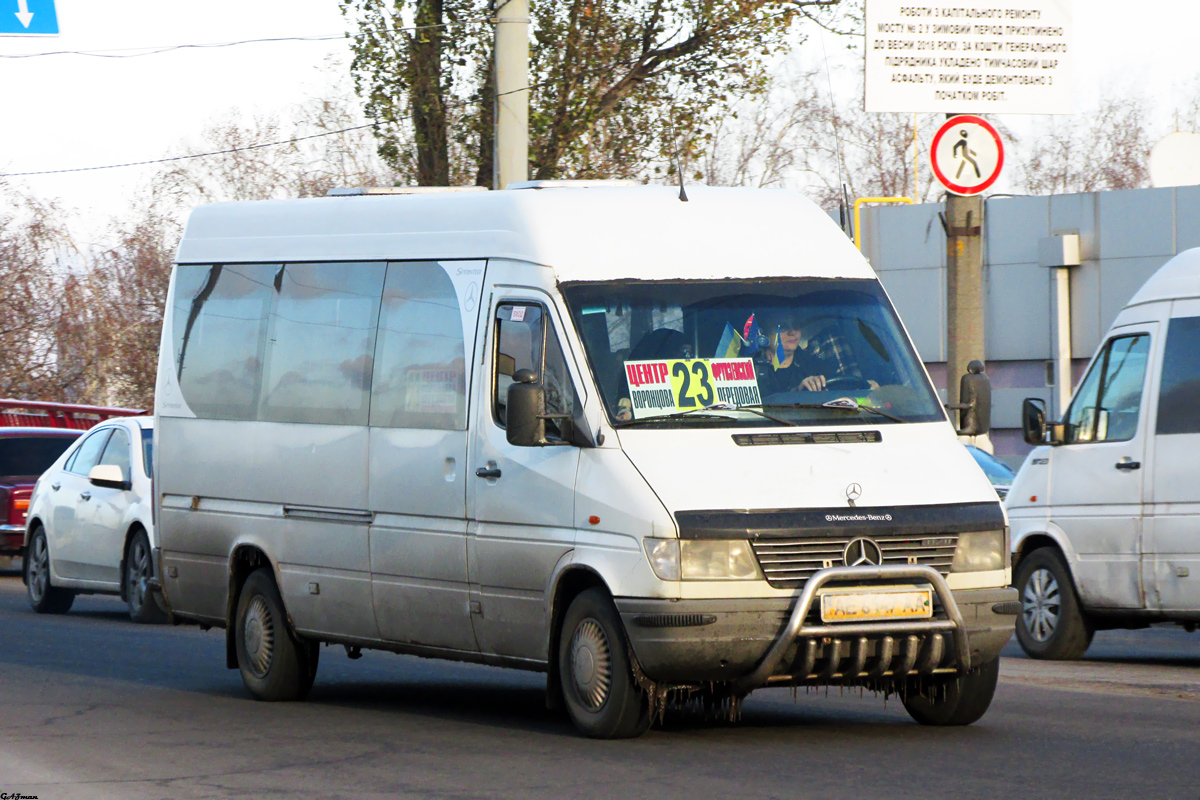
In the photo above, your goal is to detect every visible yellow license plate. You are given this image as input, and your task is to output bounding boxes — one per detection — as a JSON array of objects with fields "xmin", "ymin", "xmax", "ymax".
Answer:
[{"xmin": 819, "ymin": 588, "xmax": 933, "ymax": 623}]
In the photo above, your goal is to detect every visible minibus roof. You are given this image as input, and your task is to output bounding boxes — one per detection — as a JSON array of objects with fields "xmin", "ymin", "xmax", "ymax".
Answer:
[
  {"xmin": 175, "ymin": 185, "xmax": 874, "ymax": 283},
  {"xmin": 1126, "ymin": 247, "xmax": 1200, "ymax": 308}
]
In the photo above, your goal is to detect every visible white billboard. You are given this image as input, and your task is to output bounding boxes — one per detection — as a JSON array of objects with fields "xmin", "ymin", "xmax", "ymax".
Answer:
[{"xmin": 865, "ymin": 0, "xmax": 1073, "ymax": 115}]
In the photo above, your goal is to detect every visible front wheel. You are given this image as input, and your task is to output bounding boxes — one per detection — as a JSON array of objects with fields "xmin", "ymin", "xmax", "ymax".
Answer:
[
  {"xmin": 125, "ymin": 529, "xmax": 167, "ymax": 624},
  {"xmin": 901, "ymin": 658, "xmax": 1000, "ymax": 726},
  {"xmin": 1015, "ymin": 548, "xmax": 1093, "ymax": 660},
  {"xmin": 25, "ymin": 527, "xmax": 75, "ymax": 615},
  {"xmin": 234, "ymin": 567, "xmax": 317, "ymax": 701},
  {"xmin": 559, "ymin": 588, "xmax": 651, "ymax": 739}
]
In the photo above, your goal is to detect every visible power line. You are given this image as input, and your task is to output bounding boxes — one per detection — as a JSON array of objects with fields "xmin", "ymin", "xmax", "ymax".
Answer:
[
  {"xmin": 4, "ymin": 124, "xmax": 377, "ymax": 177},
  {"xmin": 1, "ymin": 17, "xmax": 494, "ymax": 59},
  {"xmin": 0, "ymin": 34, "xmax": 347, "ymax": 59}
]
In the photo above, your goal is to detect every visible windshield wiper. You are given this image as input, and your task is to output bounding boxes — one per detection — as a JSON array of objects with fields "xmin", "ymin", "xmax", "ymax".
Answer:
[
  {"xmin": 613, "ymin": 402, "xmax": 797, "ymax": 428},
  {"xmin": 741, "ymin": 398, "xmax": 905, "ymax": 424}
]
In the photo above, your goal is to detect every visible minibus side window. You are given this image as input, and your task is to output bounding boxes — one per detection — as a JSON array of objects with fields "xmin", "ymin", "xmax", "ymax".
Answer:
[
  {"xmin": 259, "ymin": 262, "xmax": 386, "ymax": 426},
  {"xmin": 1156, "ymin": 316, "xmax": 1200, "ymax": 435},
  {"xmin": 370, "ymin": 262, "xmax": 468, "ymax": 431},
  {"xmin": 1063, "ymin": 334, "xmax": 1150, "ymax": 444},
  {"xmin": 493, "ymin": 303, "xmax": 578, "ymax": 439},
  {"xmin": 174, "ymin": 264, "xmax": 276, "ymax": 421}
]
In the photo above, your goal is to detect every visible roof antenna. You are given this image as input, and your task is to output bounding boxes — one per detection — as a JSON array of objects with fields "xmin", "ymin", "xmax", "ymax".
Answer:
[{"xmin": 670, "ymin": 120, "xmax": 689, "ymax": 202}]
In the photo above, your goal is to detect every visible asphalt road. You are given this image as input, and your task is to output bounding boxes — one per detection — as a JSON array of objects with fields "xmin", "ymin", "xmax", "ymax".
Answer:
[{"xmin": 1, "ymin": 567, "xmax": 1198, "ymax": 800}]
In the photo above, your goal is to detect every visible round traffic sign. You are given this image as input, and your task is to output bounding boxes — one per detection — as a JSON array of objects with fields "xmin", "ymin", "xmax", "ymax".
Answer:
[{"xmin": 931, "ymin": 115, "xmax": 1004, "ymax": 196}]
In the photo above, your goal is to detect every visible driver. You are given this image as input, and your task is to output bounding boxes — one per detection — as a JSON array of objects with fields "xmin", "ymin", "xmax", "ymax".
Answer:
[{"xmin": 759, "ymin": 314, "xmax": 830, "ymax": 395}]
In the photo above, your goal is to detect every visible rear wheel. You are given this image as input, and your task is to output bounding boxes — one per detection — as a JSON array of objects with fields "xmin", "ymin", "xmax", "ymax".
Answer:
[
  {"xmin": 1015, "ymin": 548, "xmax": 1093, "ymax": 660},
  {"xmin": 234, "ymin": 567, "xmax": 317, "ymax": 701},
  {"xmin": 125, "ymin": 529, "xmax": 167, "ymax": 624},
  {"xmin": 559, "ymin": 588, "xmax": 651, "ymax": 739},
  {"xmin": 902, "ymin": 658, "xmax": 1000, "ymax": 726},
  {"xmin": 25, "ymin": 527, "xmax": 75, "ymax": 615}
]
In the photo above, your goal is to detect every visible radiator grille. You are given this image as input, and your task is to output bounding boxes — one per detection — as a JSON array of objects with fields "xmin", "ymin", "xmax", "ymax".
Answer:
[{"xmin": 752, "ymin": 534, "xmax": 958, "ymax": 589}]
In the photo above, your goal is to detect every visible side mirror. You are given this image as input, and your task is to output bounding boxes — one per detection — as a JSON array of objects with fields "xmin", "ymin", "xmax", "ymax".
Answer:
[
  {"xmin": 1022, "ymin": 398, "xmax": 1047, "ymax": 445},
  {"xmin": 958, "ymin": 360, "xmax": 991, "ymax": 436},
  {"xmin": 88, "ymin": 463, "xmax": 131, "ymax": 491},
  {"xmin": 507, "ymin": 375, "xmax": 548, "ymax": 447}
]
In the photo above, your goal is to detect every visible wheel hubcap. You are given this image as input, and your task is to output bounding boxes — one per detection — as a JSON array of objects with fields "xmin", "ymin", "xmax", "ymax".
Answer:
[
  {"xmin": 29, "ymin": 536, "xmax": 48, "ymax": 602},
  {"xmin": 569, "ymin": 618, "xmax": 612, "ymax": 710},
  {"xmin": 1022, "ymin": 567, "xmax": 1061, "ymax": 643},
  {"xmin": 243, "ymin": 595, "xmax": 275, "ymax": 678}
]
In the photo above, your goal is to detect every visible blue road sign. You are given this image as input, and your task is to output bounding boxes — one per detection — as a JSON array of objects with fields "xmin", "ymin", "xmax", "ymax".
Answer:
[{"xmin": 0, "ymin": 0, "xmax": 59, "ymax": 35}]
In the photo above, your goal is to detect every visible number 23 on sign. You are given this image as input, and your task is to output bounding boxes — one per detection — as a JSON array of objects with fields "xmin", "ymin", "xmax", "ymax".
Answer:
[{"xmin": 670, "ymin": 361, "xmax": 715, "ymax": 408}]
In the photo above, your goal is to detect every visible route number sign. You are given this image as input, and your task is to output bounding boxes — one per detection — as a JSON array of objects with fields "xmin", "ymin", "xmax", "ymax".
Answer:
[{"xmin": 931, "ymin": 115, "xmax": 1004, "ymax": 196}]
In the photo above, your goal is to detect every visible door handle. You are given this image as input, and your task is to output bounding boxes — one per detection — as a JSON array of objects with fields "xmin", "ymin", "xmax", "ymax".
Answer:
[
  {"xmin": 79, "ymin": 491, "xmax": 92, "ymax": 501},
  {"xmin": 50, "ymin": 482, "xmax": 60, "ymax": 491},
  {"xmin": 475, "ymin": 462, "xmax": 502, "ymax": 479},
  {"xmin": 1115, "ymin": 460, "xmax": 1141, "ymax": 471}
]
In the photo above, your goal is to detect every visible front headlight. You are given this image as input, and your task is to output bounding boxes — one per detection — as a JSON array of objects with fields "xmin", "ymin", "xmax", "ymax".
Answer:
[
  {"xmin": 951, "ymin": 529, "xmax": 1006, "ymax": 572},
  {"xmin": 680, "ymin": 539, "xmax": 762, "ymax": 580},
  {"xmin": 643, "ymin": 538, "xmax": 680, "ymax": 581}
]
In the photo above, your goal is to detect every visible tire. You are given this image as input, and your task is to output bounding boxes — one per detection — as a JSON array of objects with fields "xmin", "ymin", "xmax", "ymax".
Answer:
[
  {"xmin": 558, "ymin": 588, "xmax": 651, "ymax": 739},
  {"xmin": 901, "ymin": 658, "xmax": 1000, "ymax": 726},
  {"xmin": 125, "ymin": 529, "xmax": 167, "ymax": 624},
  {"xmin": 234, "ymin": 567, "xmax": 317, "ymax": 701},
  {"xmin": 1015, "ymin": 548, "xmax": 1094, "ymax": 660},
  {"xmin": 24, "ymin": 527, "xmax": 75, "ymax": 615}
]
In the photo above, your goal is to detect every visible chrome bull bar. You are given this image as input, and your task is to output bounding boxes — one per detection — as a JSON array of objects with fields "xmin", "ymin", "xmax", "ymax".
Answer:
[{"xmin": 733, "ymin": 564, "xmax": 970, "ymax": 695}]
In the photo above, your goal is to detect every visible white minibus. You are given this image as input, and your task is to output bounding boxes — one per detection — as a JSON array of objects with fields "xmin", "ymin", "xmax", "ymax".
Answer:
[
  {"xmin": 153, "ymin": 184, "xmax": 1016, "ymax": 737},
  {"xmin": 1012, "ymin": 248, "xmax": 1200, "ymax": 658}
]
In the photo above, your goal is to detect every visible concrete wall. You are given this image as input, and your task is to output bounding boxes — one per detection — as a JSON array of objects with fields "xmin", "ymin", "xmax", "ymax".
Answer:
[{"xmin": 859, "ymin": 186, "xmax": 1200, "ymax": 466}]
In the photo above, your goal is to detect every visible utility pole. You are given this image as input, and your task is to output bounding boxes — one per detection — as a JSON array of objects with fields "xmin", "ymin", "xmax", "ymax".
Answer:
[
  {"xmin": 493, "ymin": 0, "xmax": 529, "ymax": 190},
  {"xmin": 944, "ymin": 193, "xmax": 985, "ymax": 413}
]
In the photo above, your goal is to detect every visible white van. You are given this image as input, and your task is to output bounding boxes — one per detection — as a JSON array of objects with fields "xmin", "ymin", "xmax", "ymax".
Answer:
[
  {"xmin": 1011, "ymin": 248, "xmax": 1200, "ymax": 659},
  {"xmin": 153, "ymin": 184, "xmax": 1016, "ymax": 738}
]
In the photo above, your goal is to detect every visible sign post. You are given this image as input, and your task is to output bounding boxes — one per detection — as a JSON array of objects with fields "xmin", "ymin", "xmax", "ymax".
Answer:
[{"xmin": 1, "ymin": 0, "xmax": 59, "ymax": 35}]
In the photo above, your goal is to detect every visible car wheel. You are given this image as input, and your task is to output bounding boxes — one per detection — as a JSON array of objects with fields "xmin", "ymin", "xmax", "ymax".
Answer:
[
  {"xmin": 901, "ymin": 658, "xmax": 1000, "ymax": 726},
  {"xmin": 24, "ymin": 527, "xmax": 75, "ymax": 615},
  {"xmin": 1015, "ymin": 547, "xmax": 1094, "ymax": 660},
  {"xmin": 558, "ymin": 588, "xmax": 651, "ymax": 739},
  {"xmin": 234, "ymin": 567, "xmax": 317, "ymax": 701},
  {"xmin": 125, "ymin": 529, "xmax": 167, "ymax": 624}
]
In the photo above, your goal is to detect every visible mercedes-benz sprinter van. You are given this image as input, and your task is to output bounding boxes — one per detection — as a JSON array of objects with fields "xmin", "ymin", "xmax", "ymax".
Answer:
[
  {"xmin": 153, "ymin": 184, "xmax": 1016, "ymax": 738},
  {"xmin": 1011, "ymin": 248, "xmax": 1200, "ymax": 659}
]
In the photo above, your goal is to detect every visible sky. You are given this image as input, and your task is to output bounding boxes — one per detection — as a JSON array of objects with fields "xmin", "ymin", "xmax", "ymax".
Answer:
[{"xmin": 3, "ymin": 0, "xmax": 1200, "ymax": 236}]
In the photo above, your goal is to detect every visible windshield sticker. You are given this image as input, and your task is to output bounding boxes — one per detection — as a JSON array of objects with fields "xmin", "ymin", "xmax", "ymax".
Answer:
[{"xmin": 623, "ymin": 358, "xmax": 762, "ymax": 419}]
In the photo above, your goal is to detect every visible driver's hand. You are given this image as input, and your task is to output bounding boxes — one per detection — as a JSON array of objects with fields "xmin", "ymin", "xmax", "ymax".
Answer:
[{"xmin": 800, "ymin": 374, "xmax": 826, "ymax": 391}]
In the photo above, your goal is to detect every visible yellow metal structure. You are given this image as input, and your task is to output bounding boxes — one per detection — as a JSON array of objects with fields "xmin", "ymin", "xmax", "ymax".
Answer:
[{"xmin": 854, "ymin": 196, "xmax": 915, "ymax": 251}]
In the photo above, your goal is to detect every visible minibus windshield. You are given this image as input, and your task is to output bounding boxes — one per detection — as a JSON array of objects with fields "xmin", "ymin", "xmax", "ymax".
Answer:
[{"xmin": 563, "ymin": 278, "xmax": 945, "ymax": 428}]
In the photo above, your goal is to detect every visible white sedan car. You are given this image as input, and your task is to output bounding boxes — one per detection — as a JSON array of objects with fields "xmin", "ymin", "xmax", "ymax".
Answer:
[{"xmin": 23, "ymin": 415, "xmax": 165, "ymax": 623}]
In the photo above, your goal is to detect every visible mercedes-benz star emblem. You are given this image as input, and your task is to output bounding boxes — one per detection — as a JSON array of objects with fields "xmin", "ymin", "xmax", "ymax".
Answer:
[
  {"xmin": 845, "ymin": 482, "xmax": 862, "ymax": 506},
  {"xmin": 843, "ymin": 537, "xmax": 884, "ymax": 567}
]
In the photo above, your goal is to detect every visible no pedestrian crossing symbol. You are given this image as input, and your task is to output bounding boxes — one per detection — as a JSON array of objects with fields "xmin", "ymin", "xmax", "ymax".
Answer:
[
  {"xmin": 1, "ymin": 0, "xmax": 58, "ymax": 35},
  {"xmin": 930, "ymin": 114, "xmax": 1004, "ymax": 196}
]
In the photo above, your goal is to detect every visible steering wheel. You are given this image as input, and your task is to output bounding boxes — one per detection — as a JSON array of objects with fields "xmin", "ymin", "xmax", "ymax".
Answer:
[{"xmin": 822, "ymin": 375, "xmax": 872, "ymax": 391}]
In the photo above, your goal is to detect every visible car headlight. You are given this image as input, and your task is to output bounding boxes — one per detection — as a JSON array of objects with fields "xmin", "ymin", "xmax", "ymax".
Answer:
[
  {"xmin": 951, "ymin": 529, "xmax": 1006, "ymax": 572},
  {"xmin": 643, "ymin": 538, "xmax": 680, "ymax": 581},
  {"xmin": 642, "ymin": 539, "xmax": 763, "ymax": 580},
  {"xmin": 681, "ymin": 539, "xmax": 762, "ymax": 580}
]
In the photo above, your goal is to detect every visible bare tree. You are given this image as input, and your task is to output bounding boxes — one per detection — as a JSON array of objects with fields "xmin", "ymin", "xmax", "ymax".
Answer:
[
  {"xmin": 1018, "ymin": 94, "xmax": 1151, "ymax": 195},
  {"xmin": 0, "ymin": 181, "xmax": 92, "ymax": 401}
]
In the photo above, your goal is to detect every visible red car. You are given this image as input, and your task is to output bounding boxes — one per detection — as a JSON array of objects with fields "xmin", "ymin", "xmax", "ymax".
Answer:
[{"xmin": 1, "ymin": 400, "xmax": 143, "ymax": 556}]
